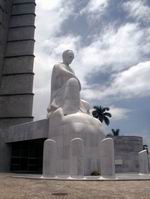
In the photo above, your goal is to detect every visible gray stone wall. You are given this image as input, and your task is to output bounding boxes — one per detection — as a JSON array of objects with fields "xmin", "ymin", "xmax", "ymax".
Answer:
[
  {"xmin": 0, "ymin": 129, "xmax": 11, "ymax": 172},
  {"xmin": 0, "ymin": 118, "xmax": 48, "ymax": 172},
  {"xmin": 0, "ymin": 0, "xmax": 12, "ymax": 84},
  {"xmin": 6, "ymin": 119, "xmax": 48, "ymax": 143},
  {"xmin": 0, "ymin": 0, "xmax": 36, "ymax": 128},
  {"xmin": 113, "ymin": 136, "xmax": 143, "ymax": 173}
]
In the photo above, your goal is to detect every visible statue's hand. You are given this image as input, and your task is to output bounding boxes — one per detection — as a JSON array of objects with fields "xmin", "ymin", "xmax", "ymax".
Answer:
[{"xmin": 80, "ymin": 100, "xmax": 90, "ymax": 114}]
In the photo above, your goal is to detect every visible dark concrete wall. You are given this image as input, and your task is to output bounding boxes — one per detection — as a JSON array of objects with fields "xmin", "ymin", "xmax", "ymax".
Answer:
[
  {"xmin": 0, "ymin": 0, "xmax": 36, "ymax": 172},
  {"xmin": 0, "ymin": 0, "xmax": 36, "ymax": 128},
  {"xmin": 0, "ymin": 129, "xmax": 11, "ymax": 172},
  {"xmin": 113, "ymin": 136, "xmax": 143, "ymax": 173},
  {"xmin": 0, "ymin": 0, "xmax": 12, "ymax": 84},
  {"xmin": 0, "ymin": 118, "xmax": 48, "ymax": 172}
]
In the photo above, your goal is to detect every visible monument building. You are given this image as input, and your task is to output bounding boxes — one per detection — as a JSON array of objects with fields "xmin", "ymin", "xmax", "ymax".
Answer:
[
  {"xmin": 113, "ymin": 136, "xmax": 143, "ymax": 173},
  {"xmin": 0, "ymin": 0, "xmax": 148, "ymax": 176},
  {"xmin": 0, "ymin": 0, "xmax": 36, "ymax": 172},
  {"xmin": 0, "ymin": 0, "xmax": 35, "ymax": 129}
]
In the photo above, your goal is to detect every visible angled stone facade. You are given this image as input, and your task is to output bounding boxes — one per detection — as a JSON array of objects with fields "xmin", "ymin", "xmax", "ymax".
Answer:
[
  {"xmin": 0, "ymin": 0, "xmax": 36, "ymax": 129},
  {"xmin": 113, "ymin": 136, "xmax": 143, "ymax": 173},
  {"xmin": 0, "ymin": 0, "xmax": 12, "ymax": 83}
]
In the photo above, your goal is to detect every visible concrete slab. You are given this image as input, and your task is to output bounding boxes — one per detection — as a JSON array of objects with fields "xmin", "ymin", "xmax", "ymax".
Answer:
[
  {"xmin": 6, "ymin": 119, "xmax": 48, "ymax": 143},
  {"xmin": 11, "ymin": 173, "xmax": 150, "ymax": 181}
]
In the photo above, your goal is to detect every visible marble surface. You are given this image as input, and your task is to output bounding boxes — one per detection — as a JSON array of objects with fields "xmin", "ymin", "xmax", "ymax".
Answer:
[
  {"xmin": 47, "ymin": 50, "xmax": 90, "ymax": 116},
  {"xmin": 44, "ymin": 108, "xmax": 105, "ymax": 176},
  {"xmin": 139, "ymin": 150, "xmax": 149, "ymax": 174},
  {"xmin": 70, "ymin": 138, "xmax": 84, "ymax": 177},
  {"xmin": 13, "ymin": 173, "xmax": 150, "ymax": 181},
  {"xmin": 43, "ymin": 50, "xmax": 106, "ymax": 176},
  {"xmin": 100, "ymin": 138, "xmax": 115, "ymax": 176},
  {"xmin": 43, "ymin": 139, "xmax": 57, "ymax": 177}
]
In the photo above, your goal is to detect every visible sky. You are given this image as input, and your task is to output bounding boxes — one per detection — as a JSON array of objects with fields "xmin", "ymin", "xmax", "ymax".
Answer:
[{"xmin": 33, "ymin": 0, "xmax": 150, "ymax": 147}]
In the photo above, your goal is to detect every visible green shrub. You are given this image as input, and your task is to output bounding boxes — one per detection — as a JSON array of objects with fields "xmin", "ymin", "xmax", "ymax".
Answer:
[{"xmin": 91, "ymin": 171, "xmax": 101, "ymax": 176}]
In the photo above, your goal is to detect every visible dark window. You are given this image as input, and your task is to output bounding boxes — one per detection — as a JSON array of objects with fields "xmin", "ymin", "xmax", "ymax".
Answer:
[{"xmin": 10, "ymin": 139, "xmax": 45, "ymax": 174}]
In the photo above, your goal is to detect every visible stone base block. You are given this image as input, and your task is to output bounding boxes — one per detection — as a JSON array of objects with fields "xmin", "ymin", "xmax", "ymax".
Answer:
[{"xmin": 100, "ymin": 138, "xmax": 115, "ymax": 176}]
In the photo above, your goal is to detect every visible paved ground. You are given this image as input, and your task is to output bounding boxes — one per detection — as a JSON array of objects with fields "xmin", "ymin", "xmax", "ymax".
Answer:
[{"xmin": 0, "ymin": 173, "xmax": 150, "ymax": 199}]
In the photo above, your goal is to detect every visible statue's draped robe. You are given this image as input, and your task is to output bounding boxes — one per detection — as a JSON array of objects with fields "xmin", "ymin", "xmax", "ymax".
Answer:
[{"xmin": 49, "ymin": 63, "xmax": 81, "ymax": 112}]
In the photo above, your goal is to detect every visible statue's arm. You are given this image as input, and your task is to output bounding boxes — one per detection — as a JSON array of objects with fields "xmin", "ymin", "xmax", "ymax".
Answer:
[{"xmin": 54, "ymin": 64, "xmax": 81, "ymax": 90}]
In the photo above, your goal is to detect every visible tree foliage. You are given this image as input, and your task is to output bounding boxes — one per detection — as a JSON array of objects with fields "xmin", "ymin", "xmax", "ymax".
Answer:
[
  {"xmin": 92, "ymin": 105, "xmax": 112, "ymax": 126},
  {"xmin": 143, "ymin": 144, "xmax": 149, "ymax": 154},
  {"xmin": 111, "ymin": 129, "xmax": 120, "ymax": 136}
]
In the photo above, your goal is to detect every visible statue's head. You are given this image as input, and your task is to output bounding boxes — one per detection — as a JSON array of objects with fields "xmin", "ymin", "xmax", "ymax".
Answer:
[{"xmin": 62, "ymin": 50, "xmax": 74, "ymax": 65}]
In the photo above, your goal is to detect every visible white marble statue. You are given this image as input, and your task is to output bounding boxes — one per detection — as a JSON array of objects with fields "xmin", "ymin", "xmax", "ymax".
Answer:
[
  {"xmin": 47, "ymin": 50, "xmax": 90, "ymax": 116},
  {"xmin": 43, "ymin": 50, "xmax": 108, "ymax": 177}
]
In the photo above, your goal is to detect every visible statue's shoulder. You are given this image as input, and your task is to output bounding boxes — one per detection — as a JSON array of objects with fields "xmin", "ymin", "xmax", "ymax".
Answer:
[{"xmin": 53, "ymin": 63, "xmax": 64, "ymax": 71}]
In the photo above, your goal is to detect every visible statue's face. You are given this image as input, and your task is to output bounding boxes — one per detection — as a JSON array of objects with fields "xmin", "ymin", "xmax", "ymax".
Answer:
[{"xmin": 63, "ymin": 50, "xmax": 74, "ymax": 65}]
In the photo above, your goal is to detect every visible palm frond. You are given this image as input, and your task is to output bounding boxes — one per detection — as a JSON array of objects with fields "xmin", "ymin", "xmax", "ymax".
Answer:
[
  {"xmin": 92, "ymin": 105, "xmax": 111, "ymax": 126},
  {"xmin": 103, "ymin": 116, "xmax": 110, "ymax": 126},
  {"xmin": 103, "ymin": 112, "xmax": 112, "ymax": 118}
]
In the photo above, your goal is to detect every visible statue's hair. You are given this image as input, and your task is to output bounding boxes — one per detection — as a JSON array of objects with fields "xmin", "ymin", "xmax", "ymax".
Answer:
[{"xmin": 62, "ymin": 50, "xmax": 74, "ymax": 58}]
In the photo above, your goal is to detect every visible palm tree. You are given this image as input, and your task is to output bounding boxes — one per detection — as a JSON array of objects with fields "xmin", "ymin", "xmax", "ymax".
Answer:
[
  {"xmin": 92, "ymin": 106, "xmax": 112, "ymax": 126},
  {"xmin": 111, "ymin": 129, "xmax": 120, "ymax": 136},
  {"xmin": 143, "ymin": 144, "xmax": 149, "ymax": 154}
]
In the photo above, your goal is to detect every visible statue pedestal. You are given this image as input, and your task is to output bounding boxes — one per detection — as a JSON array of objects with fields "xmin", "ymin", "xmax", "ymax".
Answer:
[{"xmin": 43, "ymin": 108, "xmax": 105, "ymax": 176}]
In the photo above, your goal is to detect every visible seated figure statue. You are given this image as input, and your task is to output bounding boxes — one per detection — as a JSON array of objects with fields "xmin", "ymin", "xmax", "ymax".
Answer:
[
  {"xmin": 47, "ymin": 49, "xmax": 90, "ymax": 116},
  {"xmin": 44, "ymin": 50, "xmax": 106, "ymax": 176}
]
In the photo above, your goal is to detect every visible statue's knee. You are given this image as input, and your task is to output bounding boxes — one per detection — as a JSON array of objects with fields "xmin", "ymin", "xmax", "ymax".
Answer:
[{"xmin": 67, "ymin": 78, "xmax": 79, "ymax": 88}]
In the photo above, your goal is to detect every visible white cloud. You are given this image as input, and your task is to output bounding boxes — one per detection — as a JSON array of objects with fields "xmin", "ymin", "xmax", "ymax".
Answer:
[
  {"xmin": 112, "ymin": 61, "xmax": 150, "ymax": 98},
  {"xmin": 109, "ymin": 106, "xmax": 130, "ymax": 121},
  {"xmin": 80, "ymin": 0, "xmax": 109, "ymax": 24},
  {"xmin": 83, "ymin": 0, "xmax": 109, "ymax": 13},
  {"xmin": 35, "ymin": 0, "xmax": 73, "ymax": 42},
  {"xmin": 82, "ymin": 61, "xmax": 150, "ymax": 101},
  {"xmin": 73, "ymin": 22, "xmax": 146, "ymax": 88},
  {"xmin": 79, "ymin": 23, "xmax": 142, "ymax": 71},
  {"xmin": 36, "ymin": 0, "xmax": 62, "ymax": 11},
  {"xmin": 123, "ymin": 0, "xmax": 150, "ymax": 24},
  {"xmin": 46, "ymin": 35, "xmax": 81, "ymax": 56}
]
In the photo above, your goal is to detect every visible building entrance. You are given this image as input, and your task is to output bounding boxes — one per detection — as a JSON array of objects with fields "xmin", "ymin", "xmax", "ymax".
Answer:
[{"xmin": 10, "ymin": 139, "xmax": 45, "ymax": 174}]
